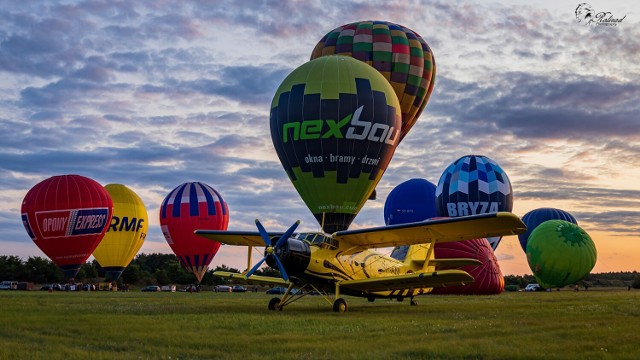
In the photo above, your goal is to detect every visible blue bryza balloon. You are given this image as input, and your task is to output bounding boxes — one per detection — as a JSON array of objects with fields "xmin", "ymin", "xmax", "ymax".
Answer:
[
  {"xmin": 384, "ymin": 178, "xmax": 438, "ymax": 225},
  {"xmin": 435, "ymin": 155, "xmax": 513, "ymax": 251},
  {"xmin": 519, "ymin": 208, "xmax": 578, "ymax": 252}
]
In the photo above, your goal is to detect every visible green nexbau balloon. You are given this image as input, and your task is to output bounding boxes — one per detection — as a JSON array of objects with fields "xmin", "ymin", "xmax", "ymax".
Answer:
[
  {"xmin": 526, "ymin": 220, "xmax": 597, "ymax": 288},
  {"xmin": 270, "ymin": 56, "xmax": 401, "ymax": 233}
]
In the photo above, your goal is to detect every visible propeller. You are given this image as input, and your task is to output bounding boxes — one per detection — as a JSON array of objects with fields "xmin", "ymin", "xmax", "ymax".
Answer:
[{"xmin": 245, "ymin": 219, "xmax": 300, "ymax": 282}]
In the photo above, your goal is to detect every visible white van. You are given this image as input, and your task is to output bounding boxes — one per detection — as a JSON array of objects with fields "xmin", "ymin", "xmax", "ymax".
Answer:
[{"xmin": 0, "ymin": 281, "xmax": 18, "ymax": 290}]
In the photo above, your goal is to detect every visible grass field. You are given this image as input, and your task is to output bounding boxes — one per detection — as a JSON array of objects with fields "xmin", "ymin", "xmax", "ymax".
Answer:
[{"xmin": 0, "ymin": 289, "xmax": 638, "ymax": 359}]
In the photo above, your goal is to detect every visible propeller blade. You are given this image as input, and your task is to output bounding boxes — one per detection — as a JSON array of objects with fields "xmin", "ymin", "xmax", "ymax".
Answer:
[
  {"xmin": 245, "ymin": 257, "xmax": 267, "ymax": 279},
  {"xmin": 272, "ymin": 254, "xmax": 289, "ymax": 282},
  {"xmin": 254, "ymin": 219, "xmax": 271, "ymax": 247},
  {"xmin": 276, "ymin": 220, "xmax": 300, "ymax": 248}
]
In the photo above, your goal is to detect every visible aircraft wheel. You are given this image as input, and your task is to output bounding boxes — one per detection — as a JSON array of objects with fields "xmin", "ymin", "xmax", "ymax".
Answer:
[
  {"xmin": 367, "ymin": 295, "xmax": 375, "ymax": 303},
  {"xmin": 333, "ymin": 298, "xmax": 348, "ymax": 313},
  {"xmin": 410, "ymin": 298, "xmax": 418, "ymax": 306},
  {"xmin": 397, "ymin": 297, "xmax": 404, "ymax": 302},
  {"xmin": 268, "ymin": 297, "xmax": 281, "ymax": 311}
]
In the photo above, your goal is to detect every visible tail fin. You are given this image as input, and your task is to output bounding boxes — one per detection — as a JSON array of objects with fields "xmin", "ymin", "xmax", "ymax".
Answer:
[{"xmin": 392, "ymin": 243, "xmax": 436, "ymax": 272}]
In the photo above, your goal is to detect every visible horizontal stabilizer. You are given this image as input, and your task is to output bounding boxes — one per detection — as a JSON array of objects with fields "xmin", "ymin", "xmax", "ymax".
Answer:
[{"xmin": 338, "ymin": 269, "xmax": 474, "ymax": 292}]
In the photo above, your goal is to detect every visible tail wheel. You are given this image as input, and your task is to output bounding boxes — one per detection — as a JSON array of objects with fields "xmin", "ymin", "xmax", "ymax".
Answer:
[
  {"xmin": 333, "ymin": 298, "xmax": 348, "ymax": 313},
  {"xmin": 268, "ymin": 297, "xmax": 281, "ymax": 311}
]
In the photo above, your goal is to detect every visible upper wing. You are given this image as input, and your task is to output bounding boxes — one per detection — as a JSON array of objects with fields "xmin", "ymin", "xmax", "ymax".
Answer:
[
  {"xmin": 193, "ymin": 230, "xmax": 286, "ymax": 246},
  {"xmin": 333, "ymin": 212, "xmax": 525, "ymax": 249},
  {"xmin": 213, "ymin": 271, "xmax": 288, "ymax": 286},
  {"xmin": 338, "ymin": 270, "xmax": 474, "ymax": 292}
]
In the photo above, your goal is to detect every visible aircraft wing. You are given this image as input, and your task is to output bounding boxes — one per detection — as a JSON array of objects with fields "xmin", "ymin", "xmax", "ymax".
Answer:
[
  {"xmin": 338, "ymin": 270, "xmax": 474, "ymax": 292},
  {"xmin": 333, "ymin": 212, "xmax": 525, "ymax": 249},
  {"xmin": 194, "ymin": 230, "xmax": 286, "ymax": 247},
  {"xmin": 213, "ymin": 271, "xmax": 288, "ymax": 286}
]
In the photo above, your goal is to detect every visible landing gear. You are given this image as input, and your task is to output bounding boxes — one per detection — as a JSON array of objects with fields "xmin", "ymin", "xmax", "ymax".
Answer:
[
  {"xmin": 268, "ymin": 297, "xmax": 281, "ymax": 311},
  {"xmin": 333, "ymin": 298, "xmax": 348, "ymax": 313},
  {"xmin": 410, "ymin": 297, "xmax": 418, "ymax": 306}
]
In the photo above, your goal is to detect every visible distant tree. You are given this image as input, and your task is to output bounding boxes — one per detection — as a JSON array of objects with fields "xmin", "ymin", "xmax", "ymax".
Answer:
[
  {"xmin": 154, "ymin": 269, "xmax": 170, "ymax": 285},
  {"xmin": 0, "ymin": 255, "xmax": 26, "ymax": 281},
  {"xmin": 23, "ymin": 256, "xmax": 64, "ymax": 284},
  {"xmin": 75, "ymin": 267, "xmax": 86, "ymax": 282},
  {"xmin": 632, "ymin": 275, "xmax": 640, "ymax": 289},
  {"xmin": 82, "ymin": 261, "xmax": 99, "ymax": 280},
  {"xmin": 121, "ymin": 264, "xmax": 140, "ymax": 284}
]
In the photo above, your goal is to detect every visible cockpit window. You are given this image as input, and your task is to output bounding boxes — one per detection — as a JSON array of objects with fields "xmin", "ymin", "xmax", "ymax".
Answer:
[{"xmin": 297, "ymin": 233, "xmax": 338, "ymax": 248}]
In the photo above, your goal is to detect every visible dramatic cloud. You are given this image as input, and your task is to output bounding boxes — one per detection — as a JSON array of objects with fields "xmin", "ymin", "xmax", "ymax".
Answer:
[{"xmin": 1, "ymin": 0, "xmax": 638, "ymax": 275}]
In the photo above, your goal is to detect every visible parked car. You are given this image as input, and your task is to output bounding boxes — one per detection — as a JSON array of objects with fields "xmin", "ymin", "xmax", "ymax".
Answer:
[
  {"xmin": 232, "ymin": 285, "xmax": 247, "ymax": 293},
  {"xmin": 524, "ymin": 284, "xmax": 542, "ymax": 292},
  {"xmin": 266, "ymin": 287, "xmax": 299, "ymax": 295},
  {"xmin": 141, "ymin": 285, "xmax": 161, "ymax": 292},
  {"xmin": 213, "ymin": 285, "xmax": 232, "ymax": 292},
  {"xmin": 40, "ymin": 283, "xmax": 62, "ymax": 291}
]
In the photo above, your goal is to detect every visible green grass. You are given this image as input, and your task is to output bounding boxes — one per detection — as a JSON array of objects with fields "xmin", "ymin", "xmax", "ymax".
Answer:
[{"xmin": 0, "ymin": 289, "xmax": 638, "ymax": 359}]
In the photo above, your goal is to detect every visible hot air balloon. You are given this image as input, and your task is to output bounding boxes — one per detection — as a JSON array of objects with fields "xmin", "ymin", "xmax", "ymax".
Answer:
[
  {"xmin": 518, "ymin": 208, "xmax": 577, "ymax": 252},
  {"xmin": 159, "ymin": 182, "xmax": 229, "ymax": 283},
  {"xmin": 430, "ymin": 238, "xmax": 504, "ymax": 295},
  {"xmin": 92, "ymin": 184, "xmax": 148, "ymax": 281},
  {"xmin": 21, "ymin": 174, "xmax": 113, "ymax": 279},
  {"xmin": 526, "ymin": 220, "xmax": 597, "ymax": 288},
  {"xmin": 435, "ymin": 155, "xmax": 513, "ymax": 250},
  {"xmin": 271, "ymin": 56, "xmax": 402, "ymax": 233},
  {"xmin": 311, "ymin": 20, "xmax": 436, "ymax": 142},
  {"xmin": 384, "ymin": 178, "xmax": 437, "ymax": 225}
]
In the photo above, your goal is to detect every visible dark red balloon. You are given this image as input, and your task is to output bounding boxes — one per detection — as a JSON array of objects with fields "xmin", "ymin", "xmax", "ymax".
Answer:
[
  {"xmin": 21, "ymin": 175, "xmax": 113, "ymax": 279},
  {"xmin": 159, "ymin": 182, "xmax": 229, "ymax": 283},
  {"xmin": 430, "ymin": 238, "xmax": 504, "ymax": 295}
]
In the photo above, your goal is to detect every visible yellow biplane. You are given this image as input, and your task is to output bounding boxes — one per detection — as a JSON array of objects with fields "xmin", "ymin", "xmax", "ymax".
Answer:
[{"xmin": 195, "ymin": 212, "xmax": 525, "ymax": 312}]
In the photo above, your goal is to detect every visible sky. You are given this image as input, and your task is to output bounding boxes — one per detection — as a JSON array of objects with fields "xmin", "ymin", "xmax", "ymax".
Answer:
[{"xmin": 1, "ymin": 0, "xmax": 638, "ymax": 276}]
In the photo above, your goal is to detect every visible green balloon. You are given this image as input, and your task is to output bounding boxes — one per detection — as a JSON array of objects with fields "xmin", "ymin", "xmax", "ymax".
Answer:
[
  {"xmin": 270, "ymin": 56, "xmax": 401, "ymax": 233},
  {"xmin": 526, "ymin": 220, "xmax": 597, "ymax": 288}
]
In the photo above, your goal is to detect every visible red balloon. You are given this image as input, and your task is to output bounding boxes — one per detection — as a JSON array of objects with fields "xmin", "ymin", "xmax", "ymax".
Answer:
[
  {"xmin": 430, "ymin": 238, "xmax": 504, "ymax": 295},
  {"xmin": 159, "ymin": 182, "xmax": 229, "ymax": 283},
  {"xmin": 21, "ymin": 174, "xmax": 113, "ymax": 279}
]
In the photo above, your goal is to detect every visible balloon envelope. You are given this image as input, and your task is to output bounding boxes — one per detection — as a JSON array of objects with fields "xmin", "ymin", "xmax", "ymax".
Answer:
[
  {"xmin": 384, "ymin": 178, "xmax": 437, "ymax": 225},
  {"xmin": 159, "ymin": 182, "xmax": 229, "ymax": 283},
  {"xmin": 93, "ymin": 184, "xmax": 148, "ymax": 281},
  {"xmin": 21, "ymin": 174, "xmax": 113, "ymax": 279},
  {"xmin": 526, "ymin": 220, "xmax": 597, "ymax": 288},
  {"xmin": 430, "ymin": 238, "xmax": 504, "ymax": 295},
  {"xmin": 311, "ymin": 20, "xmax": 435, "ymax": 141},
  {"xmin": 271, "ymin": 56, "xmax": 402, "ymax": 233},
  {"xmin": 518, "ymin": 208, "xmax": 577, "ymax": 252},
  {"xmin": 435, "ymin": 155, "xmax": 513, "ymax": 250}
]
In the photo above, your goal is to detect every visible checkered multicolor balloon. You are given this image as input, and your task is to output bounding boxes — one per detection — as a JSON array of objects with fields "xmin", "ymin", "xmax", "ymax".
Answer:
[{"xmin": 311, "ymin": 21, "xmax": 435, "ymax": 142}]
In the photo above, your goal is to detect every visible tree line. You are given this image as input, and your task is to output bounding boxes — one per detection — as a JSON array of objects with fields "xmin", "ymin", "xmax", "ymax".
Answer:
[
  {"xmin": 1, "ymin": 254, "xmax": 639, "ymax": 288},
  {"xmin": 0, "ymin": 254, "xmax": 279, "ymax": 288}
]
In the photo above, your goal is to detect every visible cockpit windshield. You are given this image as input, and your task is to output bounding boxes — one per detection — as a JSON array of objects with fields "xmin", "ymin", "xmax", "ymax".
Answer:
[{"xmin": 296, "ymin": 233, "xmax": 338, "ymax": 248}]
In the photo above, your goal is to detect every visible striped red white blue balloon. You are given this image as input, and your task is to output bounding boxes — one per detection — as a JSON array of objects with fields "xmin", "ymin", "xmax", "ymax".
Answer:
[{"xmin": 159, "ymin": 182, "xmax": 229, "ymax": 283}]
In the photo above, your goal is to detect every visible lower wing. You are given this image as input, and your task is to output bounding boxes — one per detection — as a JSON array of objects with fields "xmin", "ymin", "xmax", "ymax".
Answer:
[
  {"xmin": 338, "ymin": 270, "xmax": 474, "ymax": 293},
  {"xmin": 194, "ymin": 231, "xmax": 285, "ymax": 246},
  {"xmin": 213, "ymin": 271, "xmax": 287, "ymax": 286}
]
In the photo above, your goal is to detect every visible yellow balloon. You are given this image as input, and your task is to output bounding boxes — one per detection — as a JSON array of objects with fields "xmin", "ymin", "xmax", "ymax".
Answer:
[{"xmin": 93, "ymin": 184, "xmax": 148, "ymax": 280}]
